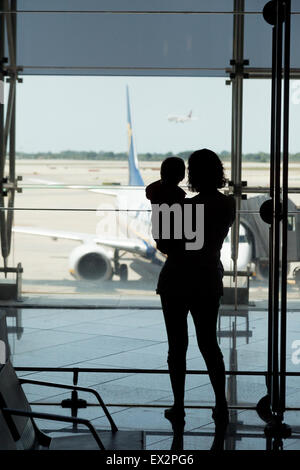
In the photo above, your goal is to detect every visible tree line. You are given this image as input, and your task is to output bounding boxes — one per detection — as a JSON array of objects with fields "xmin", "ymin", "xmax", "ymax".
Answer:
[{"xmin": 16, "ymin": 150, "xmax": 300, "ymax": 163}]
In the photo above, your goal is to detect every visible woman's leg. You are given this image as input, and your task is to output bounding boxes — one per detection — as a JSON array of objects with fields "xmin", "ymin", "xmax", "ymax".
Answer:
[
  {"xmin": 160, "ymin": 293, "xmax": 189, "ymax": 410},
  {"xmin": 189, "ymin": 296, "xmax": 227, "ymax": 408}
]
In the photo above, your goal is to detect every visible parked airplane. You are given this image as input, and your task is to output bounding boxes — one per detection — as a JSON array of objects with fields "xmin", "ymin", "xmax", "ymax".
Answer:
[
  {"xmin": 167, "ymin": 110, "xmax": 197, "ymax": 123},
  {"xmin": 221, "ymin": 225, "xmax": 252, "ymax": 274},
  {"xmin": 13, "ymin": 87, "xmax": 251, "ymax": 282}
]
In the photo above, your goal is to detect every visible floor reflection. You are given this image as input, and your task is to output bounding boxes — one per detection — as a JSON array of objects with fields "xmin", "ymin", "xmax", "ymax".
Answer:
[{"xmin": 2, "ymin": 303, "xmax": 300, "ymax": 450}]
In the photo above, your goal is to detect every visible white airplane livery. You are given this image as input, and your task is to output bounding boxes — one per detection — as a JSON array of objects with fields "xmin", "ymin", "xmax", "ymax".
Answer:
[
  {"xmin": 167, "ymin": 110, "xmax": 198, "ymax": 123},
  {"xmin": 13, "ymin": 87, "xmax": 251, "ymax": 282}
]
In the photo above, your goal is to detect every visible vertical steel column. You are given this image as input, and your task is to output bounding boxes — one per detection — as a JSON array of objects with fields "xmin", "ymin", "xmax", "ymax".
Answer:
[
  {"xmin": 7, "ymin": 0, "xmax": 16, "ymax": 250},
  {"xmin": 279, "ymin": 0, "xmax": 291, "ymax": 415},
  {"xmin": 266, "ymin": 26, "xmax": 277, "ymax": 399},
  {"xmin": 0, "ymin": 0, "xmax": 19, "ymax": 274},
  {"xmin": 269, "ymin": 0, "xmax": 283, "ymax": 415},
  {"xmin": 260, "ymin": 0, "xmax": 291, "ymax": 439},
  {"xmin": 230, "ymin": 0, "xmax": 245, "ymax": 314},
  {"xmin": 227, "ymin": 0, "xmax": 245, "ymax": 423},
  {"xmin": 230, "ymin": 0, "xmax": 244, "ymax": 264},
  {"xmin": 0, "ymin": 0, "xmax": 8, "ymax": 271}
]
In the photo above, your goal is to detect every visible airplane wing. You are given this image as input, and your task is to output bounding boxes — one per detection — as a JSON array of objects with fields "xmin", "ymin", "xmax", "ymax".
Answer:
[
  {"xmin": 12, "ymin": 225, "xmax": 152, "ymax": 257},
  {"xmin": 25, "ymin": 178, "xmax": 120, "ymax": 198}
]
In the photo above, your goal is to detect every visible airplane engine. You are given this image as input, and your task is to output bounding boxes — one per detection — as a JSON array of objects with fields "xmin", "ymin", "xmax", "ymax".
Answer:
[{"xmin": 69, "ymin": 244, "xmax": 113, "ymax": 281}]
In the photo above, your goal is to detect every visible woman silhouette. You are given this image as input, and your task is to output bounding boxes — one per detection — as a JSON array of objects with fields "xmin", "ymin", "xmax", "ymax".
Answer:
[{"xmin": 156, "ymin": 149, "xmax": 235, "ymax": 432}]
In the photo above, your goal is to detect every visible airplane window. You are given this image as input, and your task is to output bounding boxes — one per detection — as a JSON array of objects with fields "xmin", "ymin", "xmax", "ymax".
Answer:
[{"xmin": 225, "ymin": 233, "xmax": 247, "ymax": 243}]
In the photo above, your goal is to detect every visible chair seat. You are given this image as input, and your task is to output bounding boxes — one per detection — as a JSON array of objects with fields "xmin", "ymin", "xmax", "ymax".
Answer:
[{"xmin": 49, "ymin": 430, "xmax": 145, "ymax": 450}]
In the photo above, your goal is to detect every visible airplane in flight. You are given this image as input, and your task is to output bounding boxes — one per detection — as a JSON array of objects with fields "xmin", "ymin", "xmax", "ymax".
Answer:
[
  {"xmin": 167, "ymin": 110, "xmax": 198, "ymax": 123},
  {"xmin": 13, "ymin": 87, "xmax": 251, "ymax": 282}
]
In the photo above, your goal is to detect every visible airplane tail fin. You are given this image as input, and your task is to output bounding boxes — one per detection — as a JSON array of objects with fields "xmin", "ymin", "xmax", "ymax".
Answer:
[
  {"xmin": 126, "ymin": 86, "xmax": 144, "ymax": 186},
  {"xmin": 188, "ymin": 110, "xmax": 192, "ymax": 118}
]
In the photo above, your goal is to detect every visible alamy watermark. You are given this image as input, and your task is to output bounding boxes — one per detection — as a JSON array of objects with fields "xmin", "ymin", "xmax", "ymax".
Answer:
[
  {"xmin": 151, "ymin": 203, "xmax": 204, "ymax": 250},
  {"xmin": 95, "ymin": 199, "xmax": 204, "ymax": 251},
  {"xmin": 291, "ymin": 340, "xmax": 300, "ymax": 365},
  {"xmin": 291, "ymin": 81, "xmax": 300, "ymax": 105}
]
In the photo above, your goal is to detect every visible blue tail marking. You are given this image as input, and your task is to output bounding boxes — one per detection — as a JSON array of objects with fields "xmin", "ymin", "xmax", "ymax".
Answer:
[{"xmin": 126, "ymin": 86, "xmax": 144, "ymax": 187}]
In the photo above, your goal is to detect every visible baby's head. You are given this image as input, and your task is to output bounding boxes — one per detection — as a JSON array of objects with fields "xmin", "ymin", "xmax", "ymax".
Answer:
[{"xmin": 160, "ymin": 157, "xmax": 185, "ymax": 185}]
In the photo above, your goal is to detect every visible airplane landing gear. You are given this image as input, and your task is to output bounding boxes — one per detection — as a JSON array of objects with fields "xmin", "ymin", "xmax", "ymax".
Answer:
[
  {"xmin": 113, "ymin": 249, "xmax": 128, "ymax": 281},
  {"xmin": 119, "ymin": 264, "xmax": 128, "ymax": 281},
  {"xmin": 294, "ymin": 267, "xmax": 300, "ymax": 290}
]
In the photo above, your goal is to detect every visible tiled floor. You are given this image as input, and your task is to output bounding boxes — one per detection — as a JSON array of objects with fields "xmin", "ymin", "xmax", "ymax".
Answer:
[{"xmin": 3, "ymin": 298, "xmax": 300, "ymax": 450}]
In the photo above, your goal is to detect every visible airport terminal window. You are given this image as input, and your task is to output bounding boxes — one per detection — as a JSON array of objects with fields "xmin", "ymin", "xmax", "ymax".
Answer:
[
  {"xmin": 7, "ymin": 74, "xmax": 299, "ymax": 315},
  {"xmin": 2, "ymin": 2, "xmax": 300, "ymax": 453},
  {"xmin": 239, "ymin": 234, "xmax": 247, "ymax": 243},
  {"xmin": 12, "ymin": 75, "xmax": 234, "ymax": 298},
  {"xmin": 6, "ymin": 70, "xmax": 300, "ymax": 398}
]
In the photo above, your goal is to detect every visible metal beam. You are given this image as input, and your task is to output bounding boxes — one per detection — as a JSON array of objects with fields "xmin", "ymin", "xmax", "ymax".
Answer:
[
  {"xmin": 279, "ymin": 0, "xmax": 291, "ymax": 417},
  {"xmin": 7, "ymin": 0, "xmax": 16, "ymax": 252},
  {"xmin": 4, "ymin": 77, "xmax": 15, "ymax": 153},
  {"xmin": 0, "ymin": 0, "xmax": 8, "ymax": 271},
  {"xmin": 0, "ymin": 0, "xmax": 19, "ymax": 272},
  {"xmin": 230, "ymin": 0, "xmax": 245, "ymax": 309},
  {"xmin": 226, "ymin": 67, "xmax": 300, "ymax": 79}
]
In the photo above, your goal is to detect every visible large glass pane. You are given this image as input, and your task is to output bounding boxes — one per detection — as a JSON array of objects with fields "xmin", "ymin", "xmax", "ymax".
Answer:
[
  {"xmin": 244, "ymin": 5, "xmax": 300, "ymax": 70},
  {"xmin": 9, "ymin": 75, "xmax": 232, "ymax": 299},
  {"xmin": 17, "ymin": 1, "xmax": 233, "ymax": 77},
  {"xmin": 1, "ymin": 4, "xmax": 300, "ymax": 452}
]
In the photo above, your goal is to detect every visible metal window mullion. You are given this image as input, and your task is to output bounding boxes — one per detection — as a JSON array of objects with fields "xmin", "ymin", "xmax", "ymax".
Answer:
[
  {"xmin": 0, "ymin": 0, "xmax": 9, "ymax": 270},
  {"xmin": 4, "ymin": 0, "xmax": 15, "ymax": 65},
  {"xmin": 279, "ymin": 0, "xmax": 291, "ymax": 415},
  {"xmin": 0, "ymin": 0, "xmax": 5, "ymax": 179},
  {"xmin": 270, "ymin": 0, "xmax": 284, "ymax": 414},
  {"xmin": 266, "ymin": 23, "xmax": 277, "ymax": 408},
  {"xmin": 4, "ymin": 78, "xmax": 15, "ymax": 154},
  {"xmin": 6, "ymin": 0, "xmax": 16, "ymax": 251},
  {"xmin": 230, "ymin": 0, "xmax": 244, "ymax": 313}
]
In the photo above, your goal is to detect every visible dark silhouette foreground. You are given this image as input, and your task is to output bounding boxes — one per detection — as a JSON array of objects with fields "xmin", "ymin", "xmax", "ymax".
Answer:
[
  {"xmin": 148, "ymin": 149, "xmax": 235, "ymax": 447},
  {"xmin": 146, "ymin": 156, "xmax": 186, "ymax": 254}
]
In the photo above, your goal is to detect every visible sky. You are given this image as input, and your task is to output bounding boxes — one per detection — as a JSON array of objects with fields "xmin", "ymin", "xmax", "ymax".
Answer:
[{"xmin": 9, "ymin": 75, "xmax": 300, "ymax": 155}]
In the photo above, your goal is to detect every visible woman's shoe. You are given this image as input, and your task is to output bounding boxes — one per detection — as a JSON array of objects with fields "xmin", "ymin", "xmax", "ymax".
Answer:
[
  {"xmin": 164, "ymin": 407, "xmax": 186, "ymax": 430},
  {"xmin": 211, "ymin": 406, "xmax": 229, "ymax": 451}
]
